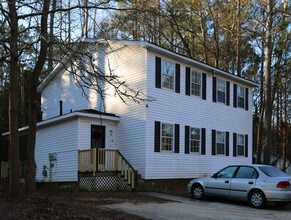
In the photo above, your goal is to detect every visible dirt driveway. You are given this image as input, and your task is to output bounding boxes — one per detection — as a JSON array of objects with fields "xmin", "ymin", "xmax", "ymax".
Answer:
[{"xmin": 106, "ymin": 192, "xmax": 291, "ymax": 220}]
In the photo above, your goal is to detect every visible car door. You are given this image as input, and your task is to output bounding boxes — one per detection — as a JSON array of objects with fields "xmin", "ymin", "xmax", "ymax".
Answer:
[
  {"xmin": 230, "ymin": 166, "xmax": 258, "ymax": 200},
  {"xmin": 206, "ymin": 166, "xmax": 238, "ymax": 197}
]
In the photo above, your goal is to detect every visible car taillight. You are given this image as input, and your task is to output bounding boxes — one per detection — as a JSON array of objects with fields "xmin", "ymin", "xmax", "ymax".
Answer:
[{"xmin": 276, "ymin": 181, "xmax": 290, "ymax": 188}]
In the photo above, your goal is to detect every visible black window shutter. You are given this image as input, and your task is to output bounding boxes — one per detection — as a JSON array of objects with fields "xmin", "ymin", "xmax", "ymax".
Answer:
[
  {"xmin": 155, "ymin": 57, "xmax": 161, "ymax": 88},
  {"xmin": 184, "ymin": 126, "xmax": 190, "ymax": 154},
  {"xmin": 233, "ymin": 133, "xmax": 237, "ymax": 157},
  {"xmin": 175, "ymin": 64, "xmax": 180, "ymax": 93},
  {"xmin": 154, "ymin": 121, "xmax": 161, "ymax": 152},
  {"xmin": 226, "ymin": 132, "xmax": 229, "ymax": 156},
  {"xmin": 175, "ymin": 124, "xmax": 180, "ymax": 153},
  {"xmin": 245, "ymin": 88, "xmax": 249, "ymax": 111},
  {"xmin": 245, "ymin": 134, "xmax": 248, "ymax": 157},
  {"xmin": 201, "ymin": 128, "xmax": 206, "ymax": 155},
  {"xmin": 185, "ymin": 67, "xmax": 190, "ymax": 96},
  {"xmin": 233, "ymin": 84, "xmax": 237, "ymax": 108},
  {"xmin": 226, "ymin": 81, "xmax": 230, "ymax": 106},
  {"xmin": 212, "ymin": 129, "xmax": 216, "ymax": 155},
  {"xmin": 212, "ymin": 76, "xmax": 217, "ymax": 102},
  {"xmin": 202, "ymin": 73, "xmax": 207, "ymax": 100}
]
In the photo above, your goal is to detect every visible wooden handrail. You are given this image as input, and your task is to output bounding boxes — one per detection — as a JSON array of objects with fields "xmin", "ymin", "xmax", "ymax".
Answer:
[{"xmin": 78, "ymin": 148, "xmax": 137, "ymax": 189}]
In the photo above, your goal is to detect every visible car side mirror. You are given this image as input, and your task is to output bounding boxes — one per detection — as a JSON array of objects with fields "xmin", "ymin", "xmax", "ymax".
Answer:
[{"xmin": 212, "ymin": 173, "xmax": 217, "ymax": 178}]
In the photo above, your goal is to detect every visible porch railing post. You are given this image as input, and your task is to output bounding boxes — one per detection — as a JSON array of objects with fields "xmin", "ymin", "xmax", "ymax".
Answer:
[{"xmin": 92, "ymin": 148, "xmax": 97, "ymax": 176}]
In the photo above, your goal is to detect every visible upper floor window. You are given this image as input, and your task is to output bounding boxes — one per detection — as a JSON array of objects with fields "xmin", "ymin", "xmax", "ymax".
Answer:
[
  {"xmin": 237, "ymin": 134, "xmax": 245, "ymax": 156},
  {"xmin": 217, "ymin": 79, "xmax": 226, "ymax": 103},
  {"xmin": 161, "ymin": 59, "xmax": 175, "ymax": 90},
  {"xmin": 161, "ymin": 123, "xmax": 174, "ymax": 151},
  {"xmin": 190, "ymin": 128, "xmax": 200, "ymax": 153},
  {"xmin": 237, "ymin": 86, "xmax": 245, "ymax": 108},
  {"xmin": 216, "ymin": 131, "xmax": 225, "ymax": 155},
  {"xmin": 191, "ymin": 71, "xmax": 201, "ymax": 97}
]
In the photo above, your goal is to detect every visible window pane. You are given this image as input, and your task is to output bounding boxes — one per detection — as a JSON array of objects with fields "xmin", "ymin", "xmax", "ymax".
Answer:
[
  {"xmin": 237, "ymin": 86, "xmax": 245, "ymax": 108},
  {"xmin": 217, "ymin": 79, "xmax": 226, "ymax": 103},
  {"xmin": 161, "ymin": 123, "xmax": 173, "ymax": 151},
  {"xmin": 237, "ymin": 134, "xmax": 244, "ymax": 145},
  {"xmin": 237, "ymin": 145, "xmax": 244, "ymax": 156},
  {"xmin": 191, "ymin": 71, "xmax": 201, "ymax": 96},
  {"xmin": 162, "ymin": 60, "xmax": 175, "ymax": 89},
  {"xmin": 216, "ymin": 132, "xmax": 225, "ymax": 155},
  {"xmin": 217, "ymin": 166, "xmax": 237, "ymax": 178},
  {"xmin": 235, "ymin": 167, "xmax": 257, "ymax": 179},
  {"xmin": 190, "ymin": 128, "xmax": 200, "ymax": 153}
]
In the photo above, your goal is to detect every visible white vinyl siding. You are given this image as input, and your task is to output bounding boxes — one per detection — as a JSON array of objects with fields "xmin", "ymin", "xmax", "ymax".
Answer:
[
  {"xmin": 104, "ymin": 44, "xmax": 147, "ymax": 177},
  {"xmin": 35, "ymin": 119, "xmax": 78, "ymax": 182},
  {"xmin": 145, "ymin": 50, "xmax": 252, "ymax": 179}
]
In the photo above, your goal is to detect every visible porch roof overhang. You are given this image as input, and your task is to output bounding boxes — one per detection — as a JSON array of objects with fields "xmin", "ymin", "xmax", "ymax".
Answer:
[{"xmin": 2, "ymin": 109, "xmax": 120, "ymax": 137}]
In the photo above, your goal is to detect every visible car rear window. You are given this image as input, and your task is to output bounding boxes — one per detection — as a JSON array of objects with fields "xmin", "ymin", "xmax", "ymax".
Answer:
[{"xmin": 259, "ymin": 166, "xmax": 290, "ymax": 177}]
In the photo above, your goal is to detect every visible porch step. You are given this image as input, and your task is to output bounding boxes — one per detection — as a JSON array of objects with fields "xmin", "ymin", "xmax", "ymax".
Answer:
[{"xmin": 79, "ymin": 173, "xmax": 131, "ymax": 191}]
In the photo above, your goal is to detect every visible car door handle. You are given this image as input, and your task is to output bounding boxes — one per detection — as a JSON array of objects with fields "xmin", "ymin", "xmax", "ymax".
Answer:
[
  {"xmin": 248, "ymin": 181, "xmax": 254, "ymax": 185},
  {"xmin": 225, "ymin": 180, "xmax": 230, "ymax": 183}
]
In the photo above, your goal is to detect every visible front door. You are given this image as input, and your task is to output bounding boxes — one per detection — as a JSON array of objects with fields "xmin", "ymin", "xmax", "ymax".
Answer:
[{"xmin": 91, "ymin": 125, "xmax": 105, "ymax": 149}]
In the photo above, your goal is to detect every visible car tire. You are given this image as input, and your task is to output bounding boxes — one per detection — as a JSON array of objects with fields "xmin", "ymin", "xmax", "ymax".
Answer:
[
  {"xmin": 249, "ymin": 190, "xmax": 266, "ymax": 209},
  {"xmin": 191, "ymin": 184, "xmax": 204, "ymax": 200},
  {"xmin": 275, "ymin": 201, "xmax": 289, "ymax": 207}
]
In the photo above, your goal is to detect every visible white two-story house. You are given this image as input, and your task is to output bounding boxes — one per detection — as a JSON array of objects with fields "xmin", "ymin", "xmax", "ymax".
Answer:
[{"xmin": 35, "ymin": 39, "xmax": 257, "ymax": 183}]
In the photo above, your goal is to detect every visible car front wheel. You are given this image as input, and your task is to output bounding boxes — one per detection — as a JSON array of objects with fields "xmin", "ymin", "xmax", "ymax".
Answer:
[
  {"xmin": 249, "ymin": 190, "xmax": 266, "ymax": 209},
  {"xmin": 191, "ymin": 184, "xmax": 204, "ymax": 200}
]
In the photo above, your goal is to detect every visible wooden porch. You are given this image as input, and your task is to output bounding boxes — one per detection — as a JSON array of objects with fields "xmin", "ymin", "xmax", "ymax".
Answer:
[{"xmin": 78, "ymin": 149, "xmax": 137, "ymax": 190}]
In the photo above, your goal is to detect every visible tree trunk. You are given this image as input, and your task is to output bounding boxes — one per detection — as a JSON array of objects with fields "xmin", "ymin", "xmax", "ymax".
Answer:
[
  {"xmin": 48, "ymin": 0, "xmax": 57, "ymax": 72},
  {"xmin": 263, "ymin": 0, "xmax": 274, "ymax": 165},
  {"xmin": 256, "ymin": 43, "xmax": 265, "ymax": 164},
  {"xmin": 235, "ymin": 0, "xmax": 241, "ymax": 76},
  {"xmin": 25, "ymin": 0, "xmax": 51, "ymax": 194},
  {"xmin": 8, "ymin": 0, "xmax": 21, "ymax": 200}
]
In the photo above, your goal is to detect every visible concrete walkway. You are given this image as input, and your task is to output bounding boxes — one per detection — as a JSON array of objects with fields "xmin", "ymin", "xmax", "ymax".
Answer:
[{"xmin": 105, "ymin": 192, "xmax": 291, "ymax": 220}]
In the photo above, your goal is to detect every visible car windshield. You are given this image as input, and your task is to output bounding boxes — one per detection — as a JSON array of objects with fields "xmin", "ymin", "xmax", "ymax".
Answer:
[{"xmin": 259, "ymin": 166, "xmax": 290, "ymax": 177}]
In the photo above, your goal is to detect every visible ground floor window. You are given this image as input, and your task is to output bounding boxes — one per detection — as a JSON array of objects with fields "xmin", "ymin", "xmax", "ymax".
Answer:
[
  {"xmin": 216, "ymin": 131, "xmax": 225, "ymax": 155},
  {"xmin": 190, "ymin": 128, "xmax": 200, "ymax": 153},
  {"xmin": 237, "ymin": 134, "xmax": 245, "ymax": 156},
  {"xmin": 161, "ymin": 123, "xmax": 174, "ymax": 151}
]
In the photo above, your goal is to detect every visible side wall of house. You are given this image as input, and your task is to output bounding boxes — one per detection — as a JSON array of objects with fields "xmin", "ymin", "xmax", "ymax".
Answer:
[
  {"xmin": 104, "ymin": 44, "xmax": 147, "ymax": 177},
  {"xmin": 35, "ymin": 119, "xmax": 78, "ymax": 182},
  {"xmin": 145, "ymin": 50, "xmax": 253, "ymax": 179},
  {"xmin": 41, "ymin": 46, "xmax": 107, "ymax": 120}
]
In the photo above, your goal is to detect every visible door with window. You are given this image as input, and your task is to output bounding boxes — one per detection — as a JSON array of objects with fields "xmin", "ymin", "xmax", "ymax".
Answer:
[
  {"xmin": 230, "ymin": 166, "xmax": 258, "ymax": 199},
  {"xmin": 206, "ymin": 166, "xmax": 238, "ymax": 197},
  {"xmin": 91, "ymin": 125, "xmax": 105, "ymax": 149}
]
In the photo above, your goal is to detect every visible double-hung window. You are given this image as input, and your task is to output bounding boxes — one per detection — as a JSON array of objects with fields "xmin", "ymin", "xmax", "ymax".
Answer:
[
  {"xmin": 237, "ymin": 134, "xmax": 245, "ymax": 156},
  {"xmin": 217, "ymin": 79, "xmax": 226, "ymax": 103},
  {"xmin": 161, "ymin": 123, "xmax": 174, "ymax": 151},
  {"xmin": 191, "ymin": 71, "xmax": 201, "ymax": 97},
  {"xmin": 216, "ymin": 131, "xmax": 225, "ymax": 155},
  {"xmin": 190, "ymin": 128, "xmax": 200, "ymax": 153},
  {"xmin": 237, "ymin": 86, "xmax": 245, "ymax": 108},
  {"xmin": 161, "ymin": 59, "xmax": 175, "ymax": 90}
]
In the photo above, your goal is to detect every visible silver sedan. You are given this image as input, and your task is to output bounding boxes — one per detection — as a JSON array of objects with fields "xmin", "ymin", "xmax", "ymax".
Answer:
[{"xmin": 187, "ymin": 165, "xmax": 291, "ymax": 208}]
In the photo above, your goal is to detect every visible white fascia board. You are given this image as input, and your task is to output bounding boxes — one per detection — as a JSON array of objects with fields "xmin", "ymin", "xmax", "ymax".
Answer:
[{"xmin": 2, "ymin": 112, "xmax": 120, "ymax": 137}]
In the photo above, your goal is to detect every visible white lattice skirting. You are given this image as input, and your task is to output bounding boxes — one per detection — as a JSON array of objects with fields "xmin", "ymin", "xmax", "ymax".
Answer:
[{"xmin": 79, "ymin": 174, "xmax": 131, "ymax": 191}]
